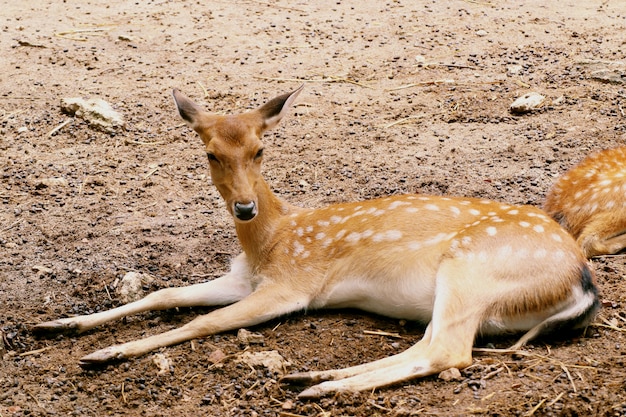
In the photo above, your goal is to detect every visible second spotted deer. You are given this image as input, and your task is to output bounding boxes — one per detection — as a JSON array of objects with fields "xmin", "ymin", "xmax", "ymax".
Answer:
[
  {"xmin": 545, "ymin": 146, "xmax": 626, "ymax": 258},
  {"xmin": 35, "ymin": 86, "xmax": 600, "ymax": 398}
]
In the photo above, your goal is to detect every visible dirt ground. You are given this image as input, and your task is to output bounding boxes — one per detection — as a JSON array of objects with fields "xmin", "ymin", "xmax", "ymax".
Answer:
[{"xmin": 2, "ymin": 0, "xmax": 626, "ymax": 415}]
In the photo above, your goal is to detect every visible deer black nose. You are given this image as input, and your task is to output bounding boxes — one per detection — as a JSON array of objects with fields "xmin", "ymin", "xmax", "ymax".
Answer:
[{"xmin": 234, "ymin": 201, "xmax": 257, "ymax": 221}]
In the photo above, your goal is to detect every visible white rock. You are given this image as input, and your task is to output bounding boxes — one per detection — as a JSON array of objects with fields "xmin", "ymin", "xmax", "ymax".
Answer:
[
  {"xmin": 36, "ymin": 177, "xmax": 69, "ymax": 188},
  {"xmin": 439, "ymin": 367, "xmax": 462, "ymax": 381},
  {"xmin": 118, "ymin": 271, "xmax": 153, "ymax": 303},
  {"xmin": 152, "ymin": 353, "xmax": 172, "ymax": 375},
  {"xmin": 510, "ymin": 92, "xmax": 546, "ymax": 114},
  {"xmin": 60, "ymin": 97, "xmax": 124, "ymax": 133},
  {"xmin": 237, "ymin": 328, "xmax": 265, "ymax": 345},
  {"xmin": 236, "ymin": 350, "xmax": 291, "ymax": 374},
  {"xmin": 507, "ymin": 64, "xmax": 523, "ymax": 75}
]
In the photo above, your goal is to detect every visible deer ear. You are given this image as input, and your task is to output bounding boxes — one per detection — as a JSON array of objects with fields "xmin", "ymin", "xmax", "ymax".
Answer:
[
  {"xmin": 258, "ymin": 85, "xmax": 304, "ymax": 130},
  {"xmin": 173, "ymin": 89, "xmax": 204, "ymax": 129}
]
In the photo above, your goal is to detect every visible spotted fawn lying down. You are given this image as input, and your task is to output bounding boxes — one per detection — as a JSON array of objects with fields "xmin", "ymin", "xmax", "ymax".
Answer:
[
  {"xmin": 545, "ymin": 146, "xmax": 626, "ymax": 258},
  {"xmin": 35, "ymin": 86, "xmax": 600, "ymax": 398}
]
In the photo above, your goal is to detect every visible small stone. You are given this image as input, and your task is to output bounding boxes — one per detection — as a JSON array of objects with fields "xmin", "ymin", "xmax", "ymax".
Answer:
[
  {"xmin": 475, "ymin": 29, "xmax": 488, "ymax": 37},
  {"xmin": 208, "ymin": 349, "xmax": 227, "ymax": 364},
  {"xmin": 237, "ymin": 328, "xmax": 265, "ymax": 345},
  {"xmin": 118, "ymin": 272, "xmax": 154, "ymax": 303},
  {"xmin": 32, "ymin": 265, "xmax": 54, "ymax": 275},
  {"xmin": 590, "ymin": 69, "xmax": 625, "ymax": 84},
  {"xmin": 507, "ymin": 64, "xmax": 523, "ymax": 75},
  {"xmin": 35, "ymin": 177, "xmax": 69, "ymax": 189},
  {"xmin": 510, "ymin": 92, "xmax": 546, "ymax": 114},
  {"xmin": 152, "ymin": 353, "xmax": 172, "ymax": 375},
  {"xmin": 236, "ymin": 350, "xmax": 291, "ymax": 374},
  {"xmin": 439, "ymin": 367, "xmax": 463, "ymax": 381},
  {"xmin": 60, "ymin": 97, "xmax": 124, "ymax": 133}
]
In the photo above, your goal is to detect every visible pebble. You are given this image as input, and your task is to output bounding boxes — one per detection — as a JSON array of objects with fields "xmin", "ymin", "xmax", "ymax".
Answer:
[
  {"xmin": 118, "ymin": 271, "xmax": 153, "ymax": 303},
  {"xmin": 60, "ymin": 97, "xmax": 124, "ymax": 133},
  {"xmin": 590, "ymin": 69, "xmax": 625, "ymax": 84},
  {"xmin": 438, "ymin": 367, "xmax": 462, "ymax": 381},
  {"xmin": 236, "ymin": 350, "xmax": 291, "ymax": 374},
  {"xmin": 510, "ymin": 92, "xmax": 546, "ymax": 114},
  {"xmin": 237, "ymin": 328, "xmax": 265, "ymax": 345}
]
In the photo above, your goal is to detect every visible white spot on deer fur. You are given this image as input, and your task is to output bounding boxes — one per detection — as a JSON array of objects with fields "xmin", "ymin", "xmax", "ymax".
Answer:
[
  {"xmin": 486, "ymin": 226, "xmax": 497, "ymax": 236},
  {"xmin": 534, "ymin": 249, "xmax": 547, "ymax": 259},
  {"xmin": 295, "ymin": 227, "xmax": 304, "ymax": 237},
  {"xmin": 461, "ymin": 236, "xmax": 472, "ymax": 246},
  {"xmin": 487, "ymin": 211, "xmax": 496, "ymax": 216},
  {"xmin": 449, "ymin": 206, "xmax": 461, "ymax": 216},
  {"xmin": 425, "ymin": 204, "xmax": 439, "ymax": 211},
  {"xmin": 315, "ymin": 232, "xmax": 326, "ymax": 240},
  {"xmin": 507, "ymin": 209, "xmax": 519, "ymax": 215},
  {"xmin": 322, "ymin": 238, "xmax": 332, "ymax": 248},
  {"xmin": 498, "ymin": 245, "xmax": 513, "ymax": 258},
  {"xmin": 554, "ymin": 250, "xmax": 566, "ymax": 260},
  {"xmin": 519, "ymin": 221, "xmax": 531, "ymax": 228},
  {"xmin": 408, "ymin": 241, "xmax": 423, "ymax": 250},
  {"xmin": 335, "ymin": 230, "xmax": 347, "ymax": 240},
  {"xmin": 574, "ymin": 191, "xmax": 583, "ymax": 199},
  {"xmin": 551, "ymin": 233, "xmax": 563, "ymax": 242},
  {"xmin": 533, "ymin": 225, "xmax": 545, "ymax": 233},
  {"xmin": 306, "ymin": 226, "xmax": 313, "ymax": 233},
  {"xmin": 418, "ymin": 196, "xmax": 430, "ymax": 201},
  {"xmin": 599, "ymin": 179, "xmax": 612, "ymax": 186},
  {"xmin": 405, "ymin": 207, "xmax": 419, "ymax": 213},
  {"xmin": 354, "ymin": 205, "xmax": 363, "ymax": 211},
  {"xmin": 301, "ymin": 251, "xmax": 310, "ymax": 259},
  {"xmin": 290, "ymin": 220, "xmax": 297, "ymax": 227},
  {"xmin": 293, "ymin": 241, "xmax": 305, "ymax": 257},
  {"xmin": 388, "ymin": 201, "xmax": 410, "ymax": 210},
  {"xmin": 373, "ymin": 209, "xmax": 386, "ymax": 216},
  {"xmin": 317, "ymin": 220, "xmax": 330, "ymax": 227},
  {"xmin": 330, "ymin": 215, "xmax": 342, "ymax": 224},
  {"xmin": 469, "ymin": 209, "xmax": 480, "ymax": 216},
  {"xmin": 372, "ymin": 230, "xmax": 403, "ymax": 242},
  {"xmin": 346, "ymin": 232, "xmax": 362, "ymax": 243},
  {"xmin": 459, "ymin": 200, "xmax": 471, "ymax": 205},
  {"xmin": 424, "ymin": 232, "xmax": 454, "ymax": 246}
]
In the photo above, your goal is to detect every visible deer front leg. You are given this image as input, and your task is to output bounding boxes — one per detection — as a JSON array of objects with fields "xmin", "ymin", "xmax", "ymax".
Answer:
[
  {"xmin": 33, "ymin": 254, "xmax": 253, "ymax": 336},
  {"xmin": 78, "ymin": 283, "xmax": 310, "ymax": 365}
]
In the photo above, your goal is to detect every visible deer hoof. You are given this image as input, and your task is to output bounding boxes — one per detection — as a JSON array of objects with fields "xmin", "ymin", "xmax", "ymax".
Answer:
[
  {"xmin": 296, "ymin": 383, "xmax": 336, "ymax": 399},
  {"xmin": 79, "ymin": 348, "xmax": 125, "ymax": 367},
  {"xmin": 32, "ymin": 320, "xmax": 79, "ymax": 336},
  {"xmin": 280, "ymin": 371, "xmax": 330, "ymax": 386}
]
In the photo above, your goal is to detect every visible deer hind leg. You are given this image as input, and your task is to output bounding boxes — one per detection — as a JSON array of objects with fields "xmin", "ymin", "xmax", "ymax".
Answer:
[
  {"xmin": 77, "ymin": 282, "xmax": 310, "ymax": 365},
  {"xmin": 577, "ymin": 212, "xmax": 626, "ymax": 257},
  {"xmin": 283, "ymin": 261, "xmax": 484, "ymax": 398},
  {"xmin": 33, "ymin": 254, "xmax": 253, "ymax": 336}
]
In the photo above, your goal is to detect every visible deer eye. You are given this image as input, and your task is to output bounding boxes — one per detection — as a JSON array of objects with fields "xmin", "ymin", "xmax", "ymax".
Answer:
[
  {"xmin": 254, "ymin": 148, "xmax": 264, "ymax": 160},
  {"xmin": 207, "ymin": 152, "xmax": 219, "ymax": 163}
]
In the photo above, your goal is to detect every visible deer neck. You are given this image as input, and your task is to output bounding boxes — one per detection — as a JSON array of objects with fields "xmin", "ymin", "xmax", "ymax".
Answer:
[{"xmin": 233, "ymin": 179, "xmax": 293, "ymax": 264}]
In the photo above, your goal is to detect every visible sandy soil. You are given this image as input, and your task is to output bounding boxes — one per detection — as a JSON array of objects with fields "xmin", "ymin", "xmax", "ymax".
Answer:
[{"xmin": 2, "ymin": 0, "xmax": 626, "ymax": 415}]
